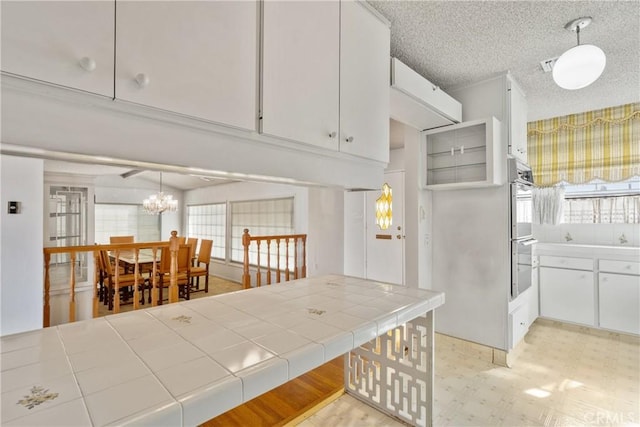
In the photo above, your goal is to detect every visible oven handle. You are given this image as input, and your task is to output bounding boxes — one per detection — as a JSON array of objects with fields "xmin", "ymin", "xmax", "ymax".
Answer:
[{"xmin": 519, "ymin": 239, "xmax": 538, "ymax": 246}]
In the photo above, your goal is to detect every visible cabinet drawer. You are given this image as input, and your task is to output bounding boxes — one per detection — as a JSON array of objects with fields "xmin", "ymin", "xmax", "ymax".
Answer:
[
  {"xmin": 509, "ymin": 304, "xmax": 529, "ymax": 349},
  {"xmin": 539, "ymin": 256, "xmax": 592, "ymax": 271},
  {"xmin": 599, "ymin": 260, "xmax": 640, "ymax": 275}
]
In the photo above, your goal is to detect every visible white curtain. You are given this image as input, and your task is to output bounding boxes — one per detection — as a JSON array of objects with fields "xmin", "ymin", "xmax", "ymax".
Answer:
[{"xmin": 533, "ymin": 187, "xmax": 565, "ymax": 225}]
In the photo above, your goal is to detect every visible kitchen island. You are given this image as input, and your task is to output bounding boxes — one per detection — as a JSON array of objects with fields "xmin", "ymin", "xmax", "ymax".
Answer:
[{"xmin": 1, "ymin": 275, "xmax": 444, "ymax": 426}]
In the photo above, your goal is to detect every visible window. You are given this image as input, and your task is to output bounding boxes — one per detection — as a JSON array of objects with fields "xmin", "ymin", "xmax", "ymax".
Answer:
[
  {"xmin": 186, "ymin": 203, "xmax": 226, "ymax": 259},
  {"xmin": 230, "ymin": 198, "xmax": 294, "ymax": 263},
  {"xmin": 95, "ymin": 204, "xmax": 160, "ymax": 243},
  {"xmin": 562, "ymin": 178, "xmax": 640, "ymax": 224}
]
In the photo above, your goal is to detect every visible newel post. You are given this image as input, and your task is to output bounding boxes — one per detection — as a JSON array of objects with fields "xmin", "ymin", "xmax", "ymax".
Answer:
[
  {"xmin": 242, "ymin": 229, "xmax": 251, "ymax": 289},
  {"xmin": 169, "ymin": 230, "xmax": 179, "ymax": 303}
]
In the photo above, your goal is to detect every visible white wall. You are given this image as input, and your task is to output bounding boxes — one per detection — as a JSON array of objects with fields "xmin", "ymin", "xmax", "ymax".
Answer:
[
  {"xmin": 1, "ymin": 155, "xmax": 44, "ymax": 336},
  {"xmin": 307, "ymin": 187, "xmax": 344, "ymax": 276},
  {"xmin": 95, "ymin": 175, "xmax": 183, "ymax": 239}
]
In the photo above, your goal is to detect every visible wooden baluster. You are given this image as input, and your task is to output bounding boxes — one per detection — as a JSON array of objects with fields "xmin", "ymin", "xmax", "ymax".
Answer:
[
  {"xmin": 114, "ymin": 249, "xmax": 121, "ymax": 314},
  {"xmin": 285, "ymin": 238, "xmax": 290, "ymax": 282},
  {"xmin": 266, "ymin": 238, "xmax": 272, "ymax": 285},
  {"xmin": 92, "ymin": 250, "xmax": 100, "ymax": 318},
  {"xmin": 43, "ymin": 252, "xmax": 51, "ymax": 327},
  {"xmin": 133, "ymin": 248, "xmax": 140, "ymax": 310},
  {"xmin": 151, "ymin": 246, "xmax": 159, "ymax": 307},
  {"xmin": 242, "ymin": 229, "xmax": 250, "ymax": 289},
  {"xmin": 276, "ymin": 238, "xmax": 281, "ymax": 284},
  {"xmin": 256, "ymin": 240, "xmax": 261, "ymax": 287},
  {"xmin": 294, "ymin": 237, "xmax": 299, "ymax": 280},
  {"xmin": 301, "ymin": 236, "xmax": 307, "ymax": 279},
  {"xmin": 69, "ymin": 251, "xmax": 76, "ymax": 323},
  {"xmin": 169, "ymin": 231, "xmax": 179, "ymax": 303}
]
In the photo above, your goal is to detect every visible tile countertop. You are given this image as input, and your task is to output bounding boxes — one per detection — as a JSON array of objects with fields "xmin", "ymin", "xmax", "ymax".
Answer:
[
  {"xmin": 536, "ymin": 243, "xmax": 640, "ymax": 261},
  {"xmin": 0, "ymin": 274, "xmax": 444, "ymax": 427}
]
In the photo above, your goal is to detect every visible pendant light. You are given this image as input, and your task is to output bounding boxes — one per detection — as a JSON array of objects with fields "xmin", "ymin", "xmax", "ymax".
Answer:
[
  {"xmin": 143, "ymin": 172, "xmax": 178, "ymax": 214},
  {"xmin": 552, "ymin": 17, "xmax": 606, "ymax": 90}
]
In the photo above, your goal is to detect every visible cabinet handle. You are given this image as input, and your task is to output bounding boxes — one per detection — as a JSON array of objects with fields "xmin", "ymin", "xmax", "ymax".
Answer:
[
  {"xmin": 345, "ymin": 136, "xmax": 354, "ymax": 143},
  {"xmin": 450, "ymin": 147, "xmax": 455, "ymax": 156},
  {"xmin": 79, "ymin": 57, "xmax": 96, "ymax": 72},
  {"xmin": 135, "ymin": 73, "xmax": 150, "ymax": 88},
  {"xmin": 460, "ymin": 145, "xmax": 465, "ymax": 154},
  {"xmin": 329, "ymin": 131, "xmax": 337, "ymax": 139}
]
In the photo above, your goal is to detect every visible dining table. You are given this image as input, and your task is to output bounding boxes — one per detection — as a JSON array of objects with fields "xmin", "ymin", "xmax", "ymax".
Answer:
[{"xmin": 0, "ymin": 274, "xmax": 445, "ymax": 427}]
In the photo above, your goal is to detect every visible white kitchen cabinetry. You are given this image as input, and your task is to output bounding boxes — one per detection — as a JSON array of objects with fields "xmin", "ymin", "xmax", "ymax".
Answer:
[
  {"xmin": 338, "ymin": 1, "xmax": 390, "ymax": 162},
  {"xmin": 449, "ymin": 72, "xmax": 528, "ymax": 164},
  {"xmin": 509, "ymin": 304, "xmax": 529, "ymax": 349},
  {"xmin": 424, "ymin": 117, "xmax": 501, "ymax": 189},
  {"xmin": 261, "ymin": 1, "xmax": 340, "ymax": 151},
  {"xmin": 261, "ymin": 1, "xmax": 389, "ymax": 162},
  {"xmin": 115, "ymin": 1, "xmax": 258, "ymax": 130},
  {"xmin": 507, "ymin": 79, "xmax": 528, "ymax": 163},
  {"xmin": 1, "ymin": 1, "xmax": 114, "ymax": 98},
  {"xmin": 539, "ymin": 256, "xmax": 595, "ymax": 326},
  {"xmin": 599, "ymin": 260, "xmax": 640, "ymax": 335}
]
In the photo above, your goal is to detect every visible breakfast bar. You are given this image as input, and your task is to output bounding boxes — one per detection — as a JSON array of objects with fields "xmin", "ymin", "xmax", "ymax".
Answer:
[{"xmin": 1, "ymin": 275, "xmax": 444, "ymax": 426}]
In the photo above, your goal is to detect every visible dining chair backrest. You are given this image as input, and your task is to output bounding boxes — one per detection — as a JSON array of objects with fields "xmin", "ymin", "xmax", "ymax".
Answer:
[
  {"xmin": 159, "ymin": 245, "xmax": 191, "ymax": 274},
  {"xmin": 99, "ymin": 250, "xmax": 113, "ymax": 276},
  {"xmin": 177, "ymin": 236, "xmax": 186, "ymax": 245},
  {"xmin": 197, "ymin": 239, "xmax": 213, "ymax": 265},
  {"xmin": 110, "ymin": 235, "xmax": 134, "ymax": 244},
  {"xmin": 187, "ymin": 238, "xmax": 198, "ymax": 262}
]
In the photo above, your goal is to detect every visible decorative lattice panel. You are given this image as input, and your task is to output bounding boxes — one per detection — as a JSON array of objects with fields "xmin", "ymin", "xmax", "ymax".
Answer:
[{"xmin": 345, "ymin": 312, "xmax": 434, "ymax": 427}]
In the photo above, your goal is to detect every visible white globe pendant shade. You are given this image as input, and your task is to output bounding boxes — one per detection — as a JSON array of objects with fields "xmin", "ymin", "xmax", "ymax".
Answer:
[{"xmin": 553, "ymin": 44, "xmax": 606, "ymax": 90}]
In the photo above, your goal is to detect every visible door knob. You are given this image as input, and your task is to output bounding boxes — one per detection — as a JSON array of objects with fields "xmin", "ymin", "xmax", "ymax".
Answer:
[
  {"xmin": 345, "ymin": 136, "xmax": 354, "ymax": 143},
  {"xmin": 329, "ymin": 131, "xmax": 337, "ymax": 139}
]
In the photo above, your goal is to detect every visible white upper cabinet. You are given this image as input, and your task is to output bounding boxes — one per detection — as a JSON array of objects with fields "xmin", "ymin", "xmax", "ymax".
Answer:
[
  {"xmin": 261, "ymin": 1, "xmax": 340, "ymax": 150},
  {"xmin": 508, "ymin": 79, "xmax": 528, "ymax": 163},
  {"xmin": 339, "ymin": 1, "xmax": 390, "ymax": 163},
  {"xmin": 262, "ymin": 1, "xmax": 390, "ymax": 162},
  {"xmin": 115, "ymin": 1, "xmax": 258, "ymax": 130},
  {"xmin": 1, "ymin": 1, "xmax": 115, "ymax": 98}
]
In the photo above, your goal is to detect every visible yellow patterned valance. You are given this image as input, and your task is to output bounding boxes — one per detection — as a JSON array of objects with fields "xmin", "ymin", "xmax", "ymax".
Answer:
[{"xmin": 527, "ymin": 103, "xmax": 640, "ymax": 186}]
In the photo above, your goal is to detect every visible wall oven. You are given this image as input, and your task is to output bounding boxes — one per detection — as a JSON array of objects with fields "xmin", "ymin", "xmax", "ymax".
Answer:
[{"xmin": 509, "ymin": 157, "xmax": 536, "ymax": 299}]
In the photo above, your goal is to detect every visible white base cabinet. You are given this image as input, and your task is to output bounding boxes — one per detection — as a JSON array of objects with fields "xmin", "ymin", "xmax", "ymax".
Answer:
[
  {"xmin": 599, "ymin": 272, "xmax": 640, "ymax": 335},
  {"xmin": 540, "ymin": 265, "xmax": 595, "ymax": 326}
]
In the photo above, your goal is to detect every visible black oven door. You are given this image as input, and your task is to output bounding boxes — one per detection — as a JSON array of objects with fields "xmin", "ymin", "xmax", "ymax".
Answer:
[{"xmin": 511, "ymin": 238, "xmax": 537, "ymax": 299}]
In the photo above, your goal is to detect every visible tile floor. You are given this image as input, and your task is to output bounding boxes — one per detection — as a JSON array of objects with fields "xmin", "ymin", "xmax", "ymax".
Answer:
[{"xmin": 298, "ymin": 320, "xmax": 640, "ymax": 427}]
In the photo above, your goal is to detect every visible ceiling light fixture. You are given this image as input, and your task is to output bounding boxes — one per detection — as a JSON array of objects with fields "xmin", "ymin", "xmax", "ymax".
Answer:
[
  {"xmin": 552, "ymin": 17, "xmax": 606, "ymax": 90},
  {"xmin": 143, "ymin": 172, "xmax": 178, "ymax": 215}
]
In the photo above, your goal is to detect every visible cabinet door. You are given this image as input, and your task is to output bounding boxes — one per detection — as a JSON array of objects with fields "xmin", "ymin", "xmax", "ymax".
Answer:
[
  {"xmin": 540, "ymin": 267, "xmax": 594, "ymax": 326},
  {"xmin": 116, "ymin": 1, "xmax": 258, "ymax": 130},
  {"xmin": 261, "ymin": 1, "xmax": 340, "ymax": 150},
  {"xmin": 339, "ymin": 1, "xmax": 390, "ymax": 162},
  {"xmin": 507, "ymin": 78, "xmax": 528, "ymax": 163},
  {"xmin": 1, "ymin": 1, "xmax": 114, "ymax": 97},
  {"xmin": 599, "ymin": 273, "xmax": 640, "ymax": 335}
]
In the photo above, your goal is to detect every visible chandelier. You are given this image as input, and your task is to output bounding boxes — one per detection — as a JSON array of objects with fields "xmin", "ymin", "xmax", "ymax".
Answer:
[{"xmin": 143, "ymin": 172, "xmax": 178, "ymax": 215}]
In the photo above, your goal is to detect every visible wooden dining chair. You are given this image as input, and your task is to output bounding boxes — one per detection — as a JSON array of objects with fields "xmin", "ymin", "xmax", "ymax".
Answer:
[
  {"xmin": 190, "ymin": 239, "xmax": 213, "ymax": 293},
  {"xmin": 186, "ymin": 237, "xmax": 198, "ymax": 265},
  {"xmin": 156, "ymin": 244, "xmax": 191, "ymax": 304},
  {"xmin": 99, "ymin": 250, "xmax": 146, "ymax": 311}
]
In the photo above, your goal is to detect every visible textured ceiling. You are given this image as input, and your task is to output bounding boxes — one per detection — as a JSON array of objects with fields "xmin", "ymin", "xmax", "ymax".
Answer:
[{"xmin": 368, "ymin": 0, "xmax": 640, "ymax": 121}]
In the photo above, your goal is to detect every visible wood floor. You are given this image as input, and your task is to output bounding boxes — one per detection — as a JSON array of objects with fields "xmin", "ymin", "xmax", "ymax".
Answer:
[{"xmin": 201, "ymin": 357, "xmax": 344, "ymax": 427}]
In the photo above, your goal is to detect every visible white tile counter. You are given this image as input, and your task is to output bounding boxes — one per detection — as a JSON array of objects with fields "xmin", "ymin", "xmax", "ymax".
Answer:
[{"xmin": 1, "ymin": 275, "xmax": 444, "ymax": 426}]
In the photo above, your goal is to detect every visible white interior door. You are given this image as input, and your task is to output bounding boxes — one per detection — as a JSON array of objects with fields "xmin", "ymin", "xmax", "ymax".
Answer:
[{"xmin": 365, "ymin": 171, "xmax": 404, "ymax": 285}]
